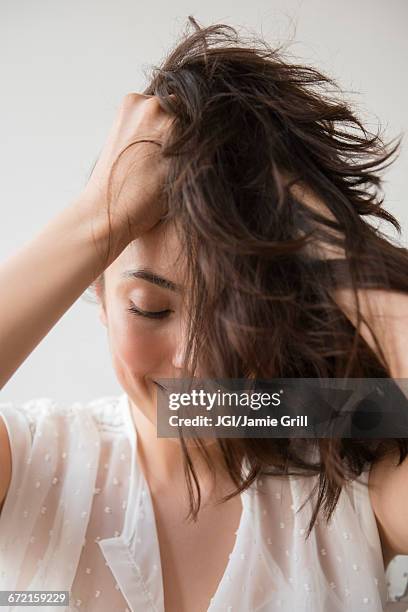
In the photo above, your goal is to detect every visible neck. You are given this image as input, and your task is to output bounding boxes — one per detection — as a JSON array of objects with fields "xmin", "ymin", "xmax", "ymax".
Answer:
[{"xmin": 128, "ymin": 394, "xmax": 230, "ymax": 500}]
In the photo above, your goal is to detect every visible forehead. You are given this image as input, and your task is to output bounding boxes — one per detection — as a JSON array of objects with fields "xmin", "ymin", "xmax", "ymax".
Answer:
[{"xmin": 104, "ymin": 220, "xmax": 184, "ymax": 284}]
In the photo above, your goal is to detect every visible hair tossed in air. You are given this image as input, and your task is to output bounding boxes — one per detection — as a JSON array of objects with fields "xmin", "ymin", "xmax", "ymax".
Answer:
[{"xmin": 88, "ymin": 16, "xmax": 408, "ymax": 537}]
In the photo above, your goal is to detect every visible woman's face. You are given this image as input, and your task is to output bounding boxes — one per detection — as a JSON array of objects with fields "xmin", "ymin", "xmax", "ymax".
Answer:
[{"xmin": 97, "ymin": 220, "xmax": 187, "ymax": 424}]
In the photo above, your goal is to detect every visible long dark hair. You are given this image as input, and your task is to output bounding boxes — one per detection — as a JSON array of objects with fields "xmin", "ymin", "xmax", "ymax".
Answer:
[{"xmin": 87, "ymin": 17, "xmax": 408, "ymax": 536}]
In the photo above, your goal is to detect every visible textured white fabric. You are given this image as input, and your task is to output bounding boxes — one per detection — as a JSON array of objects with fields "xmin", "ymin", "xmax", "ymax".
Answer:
[{"xmin": 0, "ymin": 393, "xmax": 405, "ymax": 611}]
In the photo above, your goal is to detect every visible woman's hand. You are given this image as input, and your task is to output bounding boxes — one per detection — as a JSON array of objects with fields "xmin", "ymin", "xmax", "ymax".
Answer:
[
  {"xmin": 81, "ymin": 92, "xmax": 176, "ymax": 245},
  {"xmin": 0, "ymin": 93, "xmax": 177, "ymax": 390}
]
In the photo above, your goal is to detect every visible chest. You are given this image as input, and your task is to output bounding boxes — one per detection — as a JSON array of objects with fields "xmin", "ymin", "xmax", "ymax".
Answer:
[{"xmin": 150, "ymin": 490, "xmax": 243, "ymax": 612}]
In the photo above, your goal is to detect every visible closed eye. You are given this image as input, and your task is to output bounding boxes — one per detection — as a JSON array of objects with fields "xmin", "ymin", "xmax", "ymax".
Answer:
[{"xmin": 127, "ymin": 304, "xmax": 173, "ymax": 319}]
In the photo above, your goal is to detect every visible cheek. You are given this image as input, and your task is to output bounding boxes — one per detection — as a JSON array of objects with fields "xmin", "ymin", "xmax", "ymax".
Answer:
[{"xmin": 109, "ymin": 314, "xmax": 171, "ymax": 375}]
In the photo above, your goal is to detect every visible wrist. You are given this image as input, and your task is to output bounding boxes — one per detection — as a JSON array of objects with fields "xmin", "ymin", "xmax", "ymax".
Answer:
[{"xmin": 69, "ymin": 191, "xmax": 131, "ymax": 272}]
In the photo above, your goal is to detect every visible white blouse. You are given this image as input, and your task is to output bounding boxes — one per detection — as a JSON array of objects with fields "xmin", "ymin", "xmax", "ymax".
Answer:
[{"xmin": 0, "ymin": 392, "xmax": 406, "ymax": 612}]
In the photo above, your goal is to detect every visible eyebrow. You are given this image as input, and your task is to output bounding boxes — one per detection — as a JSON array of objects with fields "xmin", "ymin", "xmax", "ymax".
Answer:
[{"xmin": 120, "ymin": 268, "xmax": 180, "ymax": 292}]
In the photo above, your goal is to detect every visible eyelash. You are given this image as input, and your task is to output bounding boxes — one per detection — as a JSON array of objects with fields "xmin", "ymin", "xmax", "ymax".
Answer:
[{"xmin": 127, "ymin": 304, "xmax": 173, "ymax": 319}]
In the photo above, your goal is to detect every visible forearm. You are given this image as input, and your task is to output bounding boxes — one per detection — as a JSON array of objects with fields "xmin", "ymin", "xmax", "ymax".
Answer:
[{"xmin": 0, "ymin": 197, "xmax": 127, "ymax": 389}]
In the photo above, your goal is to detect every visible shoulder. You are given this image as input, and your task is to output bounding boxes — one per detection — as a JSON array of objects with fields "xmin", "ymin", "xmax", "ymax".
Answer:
[
  {"xmin": 368, "ymin": 449, "xmax": 408, "ymax": 564},
  {"xmin": 0, "ymin": 393, "xmax": 128, "ymax": 440},
  {"xmin": 332, "ymin": 288, "xmax": 408, "ymax": 378},
  {"xmin": 85, "ymin": 393, "xmax": 129, "ymax": 432},
  {"xmin": 0, "ymin": 393, "xmax": 128, "ymax": 510},
  {"xmin": 0, "ymin": 398, "xmax": 63, "ymax": 510}
]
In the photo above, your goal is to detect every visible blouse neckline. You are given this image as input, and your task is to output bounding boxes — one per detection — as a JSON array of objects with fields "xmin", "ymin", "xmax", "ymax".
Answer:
[{"xmin": 98, "ymin": 392, "xmax": 254, "ymax": 612}]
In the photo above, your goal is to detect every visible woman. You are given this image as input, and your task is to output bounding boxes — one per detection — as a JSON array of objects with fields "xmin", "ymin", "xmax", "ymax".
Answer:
[{"xmin": 0, "ymin": 16, "xmax": 408, "ymax": 612}]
